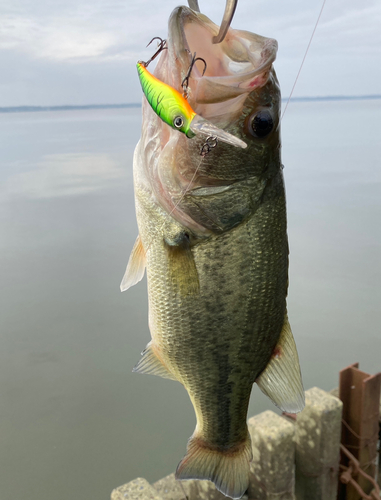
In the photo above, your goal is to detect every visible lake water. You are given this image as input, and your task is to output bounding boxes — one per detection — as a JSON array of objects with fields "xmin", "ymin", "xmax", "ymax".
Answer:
[{"xmin": 0, "ymin": 101, "xmax": 380, "ymax": 500}]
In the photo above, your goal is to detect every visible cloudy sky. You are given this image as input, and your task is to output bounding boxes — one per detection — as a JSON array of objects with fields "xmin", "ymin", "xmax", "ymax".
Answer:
[{"xmin": 1, "ymin": 0, "xmax": 380, "ymax": 106}]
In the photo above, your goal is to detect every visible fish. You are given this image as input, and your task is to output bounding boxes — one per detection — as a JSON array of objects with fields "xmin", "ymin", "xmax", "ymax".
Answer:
[{"xmin": 121, "ymin": 1, "xmax": 305, "ymax": 498}]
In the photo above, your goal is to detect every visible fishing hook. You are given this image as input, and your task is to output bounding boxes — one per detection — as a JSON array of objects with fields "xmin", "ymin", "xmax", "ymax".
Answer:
[
  {"xmin": 187, "ymin": 0, "xmax": 238, "ymax": 44},
  {"xmin": 140, "ymin": 37, "xmax": 167, "ymax": 68},
  {"xmin": 182, "ymin": 50, "xmax": 207, "ymax": 99},
  {"xmin": 200, "ymin": 136, "xmax": 218, "ymax": 157}
]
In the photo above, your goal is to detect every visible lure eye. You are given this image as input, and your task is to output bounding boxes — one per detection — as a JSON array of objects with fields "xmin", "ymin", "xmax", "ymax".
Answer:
[
  {"xmin": 248, "ymin": 110, "xmax": 274, "ymax": 138},
  {"xmin": 173, "ymin": 116, "xmax": 184, "ymax": 129}
]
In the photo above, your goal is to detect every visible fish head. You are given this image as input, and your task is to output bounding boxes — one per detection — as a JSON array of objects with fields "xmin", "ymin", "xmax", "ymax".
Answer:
[{"xmin": 138, "ymin": 6, "xmax": 282, "ymax": 234}]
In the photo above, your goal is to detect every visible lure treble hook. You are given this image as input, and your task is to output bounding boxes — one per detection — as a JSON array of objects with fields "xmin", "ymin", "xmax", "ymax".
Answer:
[
  {"xmin": 140, "ymin": 37, "xmax": 167, "ymax": 68},
  {"xmin": 200, "ymin": 136, "xmax": 218, "ymax": 157},
  {"xmin": 182, "ymin": 51, "xmax": 207, "ymax": 99}
]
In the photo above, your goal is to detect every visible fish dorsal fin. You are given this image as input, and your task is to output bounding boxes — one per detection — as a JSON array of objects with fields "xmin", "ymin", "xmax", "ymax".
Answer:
[
  {"xmin": 256, "ymin": 314, "xmax": 305, "ymax": 413},
  {"xmin": 120, "ymin": 236, "xmax": 146, "ymax": 292},
  {"xmin": 132, "ymin": 342, "xmax": 178, "ymax": 381}
]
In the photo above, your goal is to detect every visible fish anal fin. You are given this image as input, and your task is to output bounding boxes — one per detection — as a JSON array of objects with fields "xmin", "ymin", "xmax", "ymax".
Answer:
[
  {"xmin": 164, "ymin": 234, "xmax": 199, "ymax": 296},
  {"xmin": 256, "ymin": 314, "xmax": 305, "ymax": 413},
  {"xmin": 133, "ymin": 342, "xmax": 177, "ymax": 381},
  {"xmin": 175, "ymin": 434, "xmax": 252, "ymax": 499},
  {"xmin": 120, "ymin": 236, "xmax": 146, "ymax": 292}
]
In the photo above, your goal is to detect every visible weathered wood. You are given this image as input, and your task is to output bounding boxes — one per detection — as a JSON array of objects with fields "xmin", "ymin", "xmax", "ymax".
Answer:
[
  {"xmin": 294, "ymin": 387, "xmax": 342, "ymax": 500},
  {"xmin": 111, "ymin": 478, "xmax": 163, "ymax": 500},
  {"xmin": 247, "ymin": 410, "xmax": 295, "ymax": 500},
  {"xmin": 338, "ymin": 363, "xmax": 381, "ymax": 500}
]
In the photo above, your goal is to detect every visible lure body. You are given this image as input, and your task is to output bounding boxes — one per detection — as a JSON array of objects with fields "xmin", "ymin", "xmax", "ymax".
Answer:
[
  {"xmin": 137, "ymin": 62, "xmax": 196, "ymax": 137},
  {"xmin": 136, "ymin": 61, "xmax": 247, "ymax": 149}
]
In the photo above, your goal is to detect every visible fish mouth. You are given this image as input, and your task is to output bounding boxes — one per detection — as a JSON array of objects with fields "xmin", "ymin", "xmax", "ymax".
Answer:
[{"xmin": 155, "ymin": 6, "xmax": 278, "ymax": 114}]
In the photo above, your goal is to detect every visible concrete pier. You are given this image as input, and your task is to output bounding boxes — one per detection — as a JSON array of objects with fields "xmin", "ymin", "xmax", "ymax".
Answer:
[
  {"xmin": 111, "ymin": 477, "xmax": 163, "ymax": 500},
  {"xmin": 154, "ymin": 473, "xmax": 229, "ymax": 500},
  {"xmin": 248, "ymin": 410, "xmax": 295, "ymax": 500},
  {"xmin": 111, "ymin": 388, "xmax": 348, "ymax": 500},
  {"xmin": 294, "ymin": 387, "xmax": 343, "ymax": 500}
]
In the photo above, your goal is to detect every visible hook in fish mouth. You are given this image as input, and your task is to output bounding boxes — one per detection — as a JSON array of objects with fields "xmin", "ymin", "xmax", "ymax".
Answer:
[
  {"xmin": 168, "ymin": 5, "xmax": 278, "ymax": 106},
  {"xmin": 187, "ymin": 0, "xmax": 238, "ymax": 43}
]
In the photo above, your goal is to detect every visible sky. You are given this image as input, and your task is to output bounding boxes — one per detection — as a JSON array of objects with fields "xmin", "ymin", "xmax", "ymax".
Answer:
[{"xmin": 1, "ymin": 0, "xmax": 380, "ymax": 106}]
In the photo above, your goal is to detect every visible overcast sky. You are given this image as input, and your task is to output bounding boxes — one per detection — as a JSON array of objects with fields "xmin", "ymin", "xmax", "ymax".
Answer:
[{"xmin": 1, "ymin": 0, "xmax": 380, "ymax": 106}]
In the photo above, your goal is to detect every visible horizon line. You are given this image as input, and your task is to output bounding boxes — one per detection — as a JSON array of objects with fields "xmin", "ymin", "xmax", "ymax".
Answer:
[{"xmin": 1, "ymin": 94, "xmax": 380, "ymax": 113}]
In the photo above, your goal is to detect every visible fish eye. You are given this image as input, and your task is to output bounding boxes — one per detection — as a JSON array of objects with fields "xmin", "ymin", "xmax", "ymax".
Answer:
[
  {"xmin": 173, "ymin": 116, "xmax": 184, "ymax": 129},
  {"xmin": 248, "ymin": 110, "xmax": 274, "ymax": 138}
]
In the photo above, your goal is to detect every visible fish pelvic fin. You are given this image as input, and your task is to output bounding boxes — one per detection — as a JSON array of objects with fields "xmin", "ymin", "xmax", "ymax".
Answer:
[
  {"xmin": 132, "ymin": 342, "xmax": 178, "ymax": 381},
  {"xmin": 120, "ymin": 235, "xmax": 146, "ymax": 292},
  {"xmin": 175, "ymin": 434, "xmax": 252, "ymax": 499},
  {"xmin": 256, "ymin": 313, "xmax": 305, "ymax": 413}
]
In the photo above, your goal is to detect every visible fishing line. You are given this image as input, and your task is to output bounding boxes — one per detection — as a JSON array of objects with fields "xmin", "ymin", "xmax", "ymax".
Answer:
[
  {"xmin": 161, "ymin": 151, "xmax": 205, "ymax": 222},
  {"xmin": 281, "ymin": 0, "xmax": 327, "ymax": 120},
  {"xmin": 163, "ymin": 136, "xmax": 217, "ymax": 223},
  {"xmin": 143, "ymin": 139, "xmax": 214, "ymax": 256}
]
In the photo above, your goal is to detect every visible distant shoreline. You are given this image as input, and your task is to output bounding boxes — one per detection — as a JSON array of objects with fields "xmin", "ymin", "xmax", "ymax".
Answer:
[
  {"xmin": 0, "ymin": 103, "xmax": 142, "ymax": 113},
  {"xmin": 1, "ymin": 95, "xmax": 380, "ymax": 113}
]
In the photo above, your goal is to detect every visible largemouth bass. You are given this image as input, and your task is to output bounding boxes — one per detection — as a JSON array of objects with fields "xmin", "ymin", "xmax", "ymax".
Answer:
[{"xmin": 121, "ymin": 2, "xmax": 304, "ymax": 498}]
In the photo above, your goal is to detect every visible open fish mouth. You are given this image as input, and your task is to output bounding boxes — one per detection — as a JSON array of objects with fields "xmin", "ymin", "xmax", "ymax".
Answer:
[{"xmin": 154, "ymin": 4, "xmax": 278, "ymax": 115}]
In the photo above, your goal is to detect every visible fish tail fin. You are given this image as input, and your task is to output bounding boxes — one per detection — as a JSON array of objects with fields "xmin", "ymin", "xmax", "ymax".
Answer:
[{"xmin": 175, "ymin": 434, "xmax": 252, "ymax": 499}]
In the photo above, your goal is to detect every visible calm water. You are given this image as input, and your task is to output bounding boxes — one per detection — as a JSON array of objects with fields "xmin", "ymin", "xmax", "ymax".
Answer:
[{"xmin": 0, "ymin": 102, "xmax": 380, "ymax": 500}]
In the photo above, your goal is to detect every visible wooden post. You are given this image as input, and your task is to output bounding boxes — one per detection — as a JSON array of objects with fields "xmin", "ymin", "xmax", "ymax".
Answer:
[
  {"xmin": 247, "ymin": 410, "xmax": 295, "ymax": 500},
  {"xmin": 294, "ymin": 387, "xmax": 343, "ymax": 500},
  {"xmin": 338, "ymin": 363, "xmax": 381, "ymax": 500}
]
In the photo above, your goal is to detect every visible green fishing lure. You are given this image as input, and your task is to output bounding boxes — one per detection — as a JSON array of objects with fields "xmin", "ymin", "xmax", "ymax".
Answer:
[
  {"xmin": 136, "ymin": 59, "xmax": 247, "ymax": 149},
  {"xmin": 137, "ymin": 62, "xmax": 196, "ymax": 138}
]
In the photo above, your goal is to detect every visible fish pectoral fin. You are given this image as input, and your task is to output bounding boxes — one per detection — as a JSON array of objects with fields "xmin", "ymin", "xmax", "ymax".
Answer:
[
  {"xmin": 256, "ymin": 314, "xmax": 305, "ymax": 413},
  {"xmin": 176, "ymin": 434, "xmax": 252, "ymax": 499},
  {"xmin": 120, "ymin": 235, "xmax": 146, "ymax": 292},
  {"xmin": 164, "ymin": 233, "xmax": 199, "ymax": 296},
  {"xmin": 132, "ymin": 342, "xmax": 178, "ymax": 381}
]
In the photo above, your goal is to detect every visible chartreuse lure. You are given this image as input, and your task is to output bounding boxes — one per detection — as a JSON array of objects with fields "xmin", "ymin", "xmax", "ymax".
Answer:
[{"xmin": 136, "ymin": 61, "xmax": 247, "ymax": 149}]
